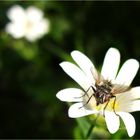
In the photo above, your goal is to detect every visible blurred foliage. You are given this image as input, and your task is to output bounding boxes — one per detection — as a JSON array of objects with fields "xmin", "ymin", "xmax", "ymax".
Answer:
[{"xmin": 0, "ymin": 1, "xmax": 140, "ymax": 139}]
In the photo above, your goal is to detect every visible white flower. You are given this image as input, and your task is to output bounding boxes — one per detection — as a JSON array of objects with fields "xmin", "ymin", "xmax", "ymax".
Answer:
[
  {"xmin": 5, "ymin": 5, "xmax": 50, "ymax": 42},
  {"xmin": 56, "ymin": 48, "xmax": 140, "ymax": 137}
]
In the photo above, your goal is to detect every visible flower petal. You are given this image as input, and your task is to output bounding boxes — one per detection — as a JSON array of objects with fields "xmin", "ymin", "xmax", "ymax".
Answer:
[
  {"xmin": 60, "ymin": 62, "xmax": 90, "ymax": 90},
  {"xmin": 7, "ymin": 5, "xmax": 26, "ymax": 22},
  {"xmin": 118, "ymin": 112, "xmax": 135, "ymax": 137},
  {"xmin": 101, "ymin": 48, "xmax": 120, "ymax": 80},
  {"xmin": 119, "ymin": 100, "xmax": 140, "ymax": 113},
  {"xmin": 130, "ymin": 87, "xmax": 140, "ymax": 100},
  {"xmin": 26, "ymin": 6, "xmax": 43, "ymax": 22},
  {"xmin": 56, "ymin": 88, "xmax": 83, "ymax": 102},
  {"xmin": 130, "ymin": 100, "xmax": 140, "ymax": 112},
  {"xmin": 68, "ymin": 103, "xmax": 98, "ymax": 118},
  {"xmin": 25, "ymin": 19, "xmax": 50, "ymax": 41},
  {"xmin": 105, "ymin": 111, "xmax": 120, "ymax": 134},
  {"xmin": 115, "ymin": 59, "xmax": 139, "ymax": 86},
  {"xmin": 117, "ymin": 86, "xmax": 140, "ymax": 105},
  {"xmin": 5, "ymin": 22, "xmax": 25, "ymax": 38},
  {"xmin": 71, "ymin": 50, "xmax": 97, "ymax": 85}
]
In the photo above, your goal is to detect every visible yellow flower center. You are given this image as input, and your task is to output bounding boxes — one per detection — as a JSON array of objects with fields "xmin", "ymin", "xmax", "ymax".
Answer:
[
  {"xmin": 95, "ymin": 98, "xmax": 119, "ymax": 112},
  {"xmin": 25, "ymin": 20, "xmax": 34, "ymax": 31}
]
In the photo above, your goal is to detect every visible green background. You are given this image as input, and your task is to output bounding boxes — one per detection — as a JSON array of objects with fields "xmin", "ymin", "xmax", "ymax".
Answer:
[{"xmin": 0, "ymin": 1, "xmax": 140, "ymax": 139}]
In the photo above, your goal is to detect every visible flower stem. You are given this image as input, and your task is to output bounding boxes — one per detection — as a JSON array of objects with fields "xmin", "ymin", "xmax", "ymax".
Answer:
[
  {"xmin": 85, "ymin": 114, "xmax": 99, "ymax": 139},
  {"xmin": 85, "ymin": 123, "xmax": 94, "ymax": 139}
]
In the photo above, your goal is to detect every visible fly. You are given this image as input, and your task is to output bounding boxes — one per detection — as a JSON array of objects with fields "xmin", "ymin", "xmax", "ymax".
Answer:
[{"xmin": 80, "ymin": 68, "xmax": 131, "ymax": 116}]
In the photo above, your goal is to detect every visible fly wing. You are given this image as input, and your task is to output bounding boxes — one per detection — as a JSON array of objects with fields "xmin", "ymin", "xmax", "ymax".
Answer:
[
  {"xmin": 111, "ymin": 84, "xmax": 131, "ymax": 95},
  {"xmin": 90, "ymin": 67, "xmax": 104, "ymax": 84}
]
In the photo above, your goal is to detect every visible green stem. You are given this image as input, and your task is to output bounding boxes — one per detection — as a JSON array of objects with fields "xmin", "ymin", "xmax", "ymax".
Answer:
[
  {"xmin": 85, "ymin": 114, "xmax": 99, "ymax": 139},
  {"xmin": 85, "ymin": 123, "xmax": 94, "ymax": 139}
]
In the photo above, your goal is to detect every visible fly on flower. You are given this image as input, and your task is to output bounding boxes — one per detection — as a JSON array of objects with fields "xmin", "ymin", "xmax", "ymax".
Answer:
[
  {"xmin": 56, "ymin": 48, "xmax": 140, "ymax": 137},
  {"xmin": 82, "ymin": 68, "xmax": 131, "ymax": 116}
]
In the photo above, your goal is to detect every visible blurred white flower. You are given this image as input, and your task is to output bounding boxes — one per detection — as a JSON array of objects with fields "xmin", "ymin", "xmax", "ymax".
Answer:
[
  {"xmin": 56, "ymin": 48, "xmax": 140, "ymax": 137},
  {"xmin": 5, "ymin": 5, "xmax": 50, "ymax": 41}
]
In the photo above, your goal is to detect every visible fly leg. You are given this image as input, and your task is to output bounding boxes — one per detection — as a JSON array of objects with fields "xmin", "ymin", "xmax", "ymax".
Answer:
[
  {"xmin": 112, "ymin": 96, "xmax": 120, "ymax": 117},
  {"xmin": 103, "ymin": 100, "xmax": 109, "ymax": 117},
  {"xmin": 79, "ymin": 94, "xmax": 94, "ymax": 109},
  {"xmin": 103, "ymin": 96, "xmax": 120, "ymax": 117},
  {"xmin": 76, "ymin": 86, "xmax": 95, "ymax": 109},
  {"xmin": 75, "ymin": 86, "xmax": 96, "ymax": 99}
]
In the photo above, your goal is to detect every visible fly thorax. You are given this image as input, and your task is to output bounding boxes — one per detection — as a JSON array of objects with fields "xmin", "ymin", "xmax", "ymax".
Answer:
[{"xmin": 95, "ymin": 81, "xmax": 113, "ymax": 105}]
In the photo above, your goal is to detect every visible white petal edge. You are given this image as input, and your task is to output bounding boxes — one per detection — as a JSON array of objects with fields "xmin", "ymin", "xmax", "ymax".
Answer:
[
  {"xmin": 101, "ymin": 48, "xmax": 120, "ymax": 80},
  {"xmin": 71, "ymin": 50, "xmax": 96, "ymax": 85},
  {"xmin": 60, "ymin": 62, "xmax": 90, "ymax": 90},
  {"xmin": 26, "ymin": 6, "xmax": 43, "ymax": 22},
  {"xmin": 5, "ymin": 22, "xmax": 25, "ymax": 38},
  {"xmin": 118, "ymin": 112, "xmax": 135, "ymax": 137},
  {"xmin": 7, "ymin": 5, "xmax": 26, "ymax": 22},
  {"xmin": 56, "ymin": 88, "xmax": 83, "ymax": 102},
  {"xmin": 105, "ymin": 111, "xmax": 120, "ymax": 134},
  {"xmin": 115, "ymin": 59, "xmax": 139, "ymax": 86},
  {"xmin": 68, "ymin": 102, "xmax": 98, "ymax": 118}
]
